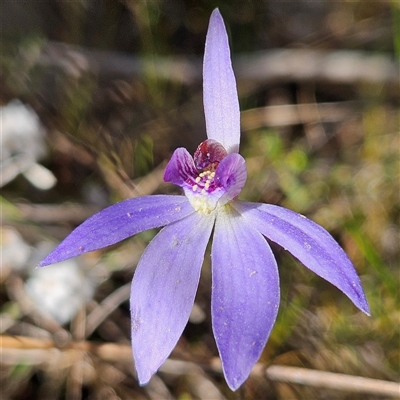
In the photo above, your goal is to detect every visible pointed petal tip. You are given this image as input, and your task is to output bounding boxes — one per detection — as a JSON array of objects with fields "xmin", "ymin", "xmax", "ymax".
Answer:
[
  {"xmin": 222, "ymin": 366, "xmax": 252, "ymax": 391},
  {"xmin": 136, "ymin": 369, "xmax": 152, "ymax": 387},
  {"xmin": 37, "ymin": 253, "xmax": 69, "ymax": 268},
  {"xmin": 360, "ymin": 300, "xmax": 371, "ymax": 316},
  {"xmin": 351, "ymin": 291, "xmax": 370, "ymax": 316},
  {"xmin": 225, "ymin": 377, "xmax": 243, "ymax": 392},
  {"xmin": 210, "ymin": 8, "xmax": 222, "ymax": 21},
  {"xmin": 345, "ymin": 279, "xmax": 370, "ymax": 316},
  {"xmin": 133, "ymin": 339, "xmax": 162, "ymax": 388},
  {"xmin": 37, "ymin": 261, "xmax": 47, "ymax": 268}
]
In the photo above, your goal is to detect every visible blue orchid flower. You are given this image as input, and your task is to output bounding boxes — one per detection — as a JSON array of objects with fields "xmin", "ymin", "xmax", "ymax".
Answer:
[{"xmin": 39, "ymin": 8, "xmax": 369, "ymax": 391}]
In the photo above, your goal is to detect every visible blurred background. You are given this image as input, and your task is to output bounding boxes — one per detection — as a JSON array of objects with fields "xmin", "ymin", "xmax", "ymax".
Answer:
[{"xmin": 1, "ymin": 1, "xmax": 399, "ymax": 399}]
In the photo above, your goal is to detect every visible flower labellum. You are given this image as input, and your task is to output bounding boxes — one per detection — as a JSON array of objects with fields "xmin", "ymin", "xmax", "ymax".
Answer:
[{"xmin": 39, "ymin": 8, "xmax": 370, "ymax": 391}]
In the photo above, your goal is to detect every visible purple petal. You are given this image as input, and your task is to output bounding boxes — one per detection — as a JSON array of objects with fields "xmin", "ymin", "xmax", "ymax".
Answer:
[
  {"xmin": 164, "ymin": 148, "xmax": 197, "ymax": 186},
  {"xmin": 39, "ymin": 195, "xmax": 194, "ymax": 266},
  {"xmin": 233, "ymin": 201, "xmax": 370, "ymax": 315},
  {"xmin": 211, "ymin": 207, "xmax": 280, "ymax": 390},
  {"xmin": 131, "ymin": 212, "xmax": 215, "ymax": 384},
  {"xmin": 215, "ymin": 153, "xmax": 247, "ymax": 205},
  {"xmin": 203, "ymin": 9, "xmax": 240, "ymax": 154}
]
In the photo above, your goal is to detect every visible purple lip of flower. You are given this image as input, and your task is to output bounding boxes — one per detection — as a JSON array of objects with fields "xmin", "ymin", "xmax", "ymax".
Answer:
[{"xmin": 39, "ymin": 8, "xmax": 370, "ymax": 391}]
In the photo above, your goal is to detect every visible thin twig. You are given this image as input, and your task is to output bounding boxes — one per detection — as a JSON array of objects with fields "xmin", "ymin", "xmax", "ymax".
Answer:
[
  {"xmin": 240, "ymin": 101, "xmax": 358, "ymax": 130},
  {"xmin": 265, "ymin": 365, "xmax": 400, "ymax": 398},
  {"xmin": 5, "ymin": 275, "xmax": 69, "ymax": 343},
  {"xmin": 10, "ymin": 203, "xmax": 100, "ymax": 224},
  {"xmin": 38, "ymin": 42, "xmax": 398, "ymax": 85},
  {"xmin": 85, "ymin": 283, "xmax": 131, "ymax": 338},
  {"xmin": 235, "ymin": 49, "xmax": 399, "ymax": 85},
  {"xmin": 158, "ymin": 359, "xmax": 227, "ymax": 400},
  {"xmin": 2, "ymin": 336, "xmax": 399, "ymax": 397}
]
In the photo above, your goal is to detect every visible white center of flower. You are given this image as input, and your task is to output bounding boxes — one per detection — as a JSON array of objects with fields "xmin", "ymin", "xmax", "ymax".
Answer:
[
  {"xmin": 190, "ymin": 196, "xmax": 215, "ymax": 215},
  {"xmin": 187, "ymin": 170, "xmax": 220, "ymax": 215}
]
